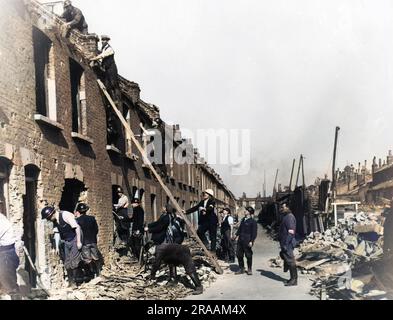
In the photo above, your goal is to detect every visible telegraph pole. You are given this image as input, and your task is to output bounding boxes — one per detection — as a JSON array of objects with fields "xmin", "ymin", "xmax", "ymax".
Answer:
[
  {"xmin": 331, "ymin": 127, "xmax": 341, "ymax": 201},
  {"xmin": 289, "ymin": 159, "xmax": 296, "ymax": 191}
]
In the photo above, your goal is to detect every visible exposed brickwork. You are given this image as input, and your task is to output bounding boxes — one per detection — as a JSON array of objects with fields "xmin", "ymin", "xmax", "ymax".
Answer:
[{"xmin": 0, "ymin": 0, "xmax": 236, "ymax": 289}]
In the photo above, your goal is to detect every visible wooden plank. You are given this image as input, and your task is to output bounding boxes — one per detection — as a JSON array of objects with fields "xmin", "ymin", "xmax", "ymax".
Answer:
[
  {"xmin": 353, "ymin": 223, "xmax": 383, "ymax": 235},
  {"xmin": 97, "ymin": 79, "xmax": 223, "ymax": 274},
  {"xmin": 297, "ymin": 258, "xmax": 331, "ymax": 270}
]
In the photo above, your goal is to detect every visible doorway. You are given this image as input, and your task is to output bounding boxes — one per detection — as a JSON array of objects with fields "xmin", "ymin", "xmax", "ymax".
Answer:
[
  {"xmin": 59, "ymin": 179, "xmax": 86, "ymax": 212},
  {"xmin": 22, "ymin": 165, "xmax": 40, "ymax": 288}
]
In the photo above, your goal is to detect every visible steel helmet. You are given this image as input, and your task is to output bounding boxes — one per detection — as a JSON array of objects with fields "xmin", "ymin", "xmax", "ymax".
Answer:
[
  {"xmin": 245, "ymin": 207, "xmax": 255, "ymax": 215},
  {"xmin": 76, "ymin": 203, "xmax": 90, "ymax": 213},
  {"xmin": 204, "ymin": 189, "xmax": 215, "ymax": 197},
  {"xmin": 41, "ymin": 206, "xmax": 56, "ymax": 220},
  {"xmin": 64, "ymin": 0, "xmax": 72, "ymax": 8},
  {"xmin": 223, "ymin": 208, "xmax": 231, "ymax": 215}
]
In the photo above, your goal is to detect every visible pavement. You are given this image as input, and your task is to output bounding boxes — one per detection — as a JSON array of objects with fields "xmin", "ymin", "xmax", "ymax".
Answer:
[{"xmin": 186, "ymin": 225, "xmax": 317, "ymax": 300}]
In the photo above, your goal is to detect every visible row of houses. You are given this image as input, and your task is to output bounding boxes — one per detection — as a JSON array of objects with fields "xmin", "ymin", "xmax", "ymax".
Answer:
[
  {"xmin": 0, "ymin": 0, "xmax": 236, "ymax": 289},
  {"xmin": 336, "ymin": 150, "xmax": 393, "ymax": 204}
]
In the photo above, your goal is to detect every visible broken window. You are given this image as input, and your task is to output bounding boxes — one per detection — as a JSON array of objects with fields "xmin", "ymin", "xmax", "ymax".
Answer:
[
  {"xmin": 139, "ymin": 189, "xmax": 145, "ymax": 207},
  {"xmin": 151, "ymin": 194, "xmax": 157, "ymax": 221},
  {"xmin": 112, "ymin": 185, "xmax": 122, "ymax": 206},
  {"xmin": 124, "ymin": 105, "xmax": 132, "ymax": 157},
  {"xmin": 131, "ymin": 186, "xmax": 138, "ymax": 200},
  {"xmin": 59, "ymin": 179, "xmax": 86, "ymax": 212},
  {"xmin": 33, "ymin": 27, "xmax": 56, "ymax": 120},
  {"xmin": 23, "ymin": 165, "xmax": 40, "ymax": 288},
  {"xmin": 0, "ymin": 159, "xmax": 10, "ymax": 216},
  {"xmin": 106, "ymin": 106, "xmax": 124, "ymax": 153},
  {"xmin": 69, "ymin": 59, "xmax": 87, "ymax": 135}
]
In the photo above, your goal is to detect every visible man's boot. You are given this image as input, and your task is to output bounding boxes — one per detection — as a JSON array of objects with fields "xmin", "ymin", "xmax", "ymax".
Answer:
[
  {"xmin": 67, "ymin": 269, "xmax": 78, "ymax": 289},
  {"xmin": 246, "ymin": 258, "xmax": 253, "ymax": 276},
  {"xmin": 168, "ymin": 266, "xmax": 178, "ymax": 285},
  {"xmin": 285, "ymin": 265, "xmax": 298, "ymax": 287},
  {"xmin": 74, "ymin": 268, "xmax": 85, "ymax": 286},
  {"xmin": 235, "ymin": 265, "xmax": 245, "ymax": 275},
  {"xmin": 235, "ymin": 257, "xmax": 245, "ymax": 275},
  {"xmin": 189, "ymin": 272, "xmax": 203, "ymax": 295}
]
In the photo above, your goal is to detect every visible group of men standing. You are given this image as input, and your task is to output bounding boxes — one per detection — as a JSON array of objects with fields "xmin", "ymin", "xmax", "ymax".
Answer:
[
  {"xmin": 182, "ymin": 189, "xmax": 259, "ymax": 277},
  {"xmin": 1, "ymin": 184, "xmax": 298, "ymax": 299},
  {"xmin": 40, "ymin": 203, "xmax": 102, "ymax": 288}
]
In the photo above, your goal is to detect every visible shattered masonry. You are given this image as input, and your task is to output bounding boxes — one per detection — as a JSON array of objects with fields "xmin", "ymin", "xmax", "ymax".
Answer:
[{"xmin": 0, "ymin": 0, "xmax": 236, "ymax": 290}]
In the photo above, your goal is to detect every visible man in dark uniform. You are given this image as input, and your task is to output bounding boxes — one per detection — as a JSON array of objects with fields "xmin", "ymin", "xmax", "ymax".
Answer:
[
  {"xmin": 41, "ymin": 206, "xmax": 82, "ymax": 287},
  {"xmin": 220, "ymin": 208, "xmax": 235, "ymax": 263},
  {"xmin": 130, "ymin": 199, "xmax": 145, "ymax": 260},
  {"xmin": 145, "ymin": 204, "xmax": 172, "ymax": 245},
  {"xmin": 74, "ymin": 203, "xmax": 102, "ymax": 279},
  {"xmin": 147, "ymin": 242, "xmax": 203, "ymax": 295},
  {"xmin": 61, "ymin": 0, "xmax": 88, "ymax": 35},
  {"xmin": 90, "ymin": 35, "xmax": 121, "ymax": 105},
  {"xmin": 279, "ymin": 205, "xmax": 298, "ymax": 286},
  {"xmin": 235, "ymin": 207, "xmax": 258, "ymax": 275},
  {"xmin": 184, "ymin": 189, "xmax": 218, "ymax": 252}
]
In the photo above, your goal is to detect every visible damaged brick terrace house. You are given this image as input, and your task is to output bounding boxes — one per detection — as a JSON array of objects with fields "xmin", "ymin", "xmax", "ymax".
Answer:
[
  {"xmin": 0, "ymin": 0, "xmax": 236, "ymax": 291},
  {"xmin": 335, "ymin": 151, "xmax": 393, "ymax": 204}
]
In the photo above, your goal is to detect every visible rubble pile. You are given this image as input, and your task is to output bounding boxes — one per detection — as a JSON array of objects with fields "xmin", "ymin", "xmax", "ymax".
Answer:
[
  {"xmin": 296, "ymin": 211, "xmax": 386, "ymax": 299},
  {"xmin": 298, "ymin": 212, "xmax": 383, "ymax": 274},
  {"xmin": 30, "ymin": 241, "xmax": 217, "ymax": 301},
  {"xmin": 269, "ymin": 256, "xmax": 283, "ymax": 269}
]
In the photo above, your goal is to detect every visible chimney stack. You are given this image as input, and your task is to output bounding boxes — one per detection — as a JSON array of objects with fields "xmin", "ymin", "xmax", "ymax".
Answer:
[
  {"xmin": 372, "ymin": 156, "xmax": 377, "ymax": 174},
  {"xmin": 387, "ymin": 150, "xmax": 393, "ymax": 165}
]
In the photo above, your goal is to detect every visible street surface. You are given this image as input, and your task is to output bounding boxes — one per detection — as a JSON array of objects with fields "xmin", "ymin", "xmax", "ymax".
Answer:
[{"xmin": 187, "ymin": 225, "xmax": 317, "ymax": 300}]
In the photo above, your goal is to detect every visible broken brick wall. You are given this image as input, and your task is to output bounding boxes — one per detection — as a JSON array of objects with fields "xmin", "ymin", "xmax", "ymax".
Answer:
[{"xmin": 0, "ymin": 0, "xmax": 114, "ymax": 289}]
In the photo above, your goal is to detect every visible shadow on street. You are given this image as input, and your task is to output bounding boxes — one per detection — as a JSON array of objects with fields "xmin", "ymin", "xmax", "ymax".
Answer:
[{"xmin": 257, "ymin": 269, "xmax": 287, "ymax": 283}]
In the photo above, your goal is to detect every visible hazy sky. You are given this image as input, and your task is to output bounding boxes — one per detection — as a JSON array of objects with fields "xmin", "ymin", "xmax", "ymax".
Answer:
[{"xmin": 45, "ymin": 0, "xmax": 393, "ymax": 197}]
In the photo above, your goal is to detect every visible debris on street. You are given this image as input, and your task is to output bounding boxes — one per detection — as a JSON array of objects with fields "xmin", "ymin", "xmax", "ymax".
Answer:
[
  {"xmin": 295, "ymin": 211, "xmax": 388, "ymax": 299},
  {"xmin": 35, "ymin": 240, "xmax": 217, "ymax": 301}
]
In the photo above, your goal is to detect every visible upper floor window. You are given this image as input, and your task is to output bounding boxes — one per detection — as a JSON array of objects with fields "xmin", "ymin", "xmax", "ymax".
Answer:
[
  {"xmin": 33, "ymin": 27, "xmax": 57, "ymax": 121},
  {"xmin": 69, "ymin": 59, "xmax": 87, "ymax": 135},
  {"xmin": 124, "ymin": 105, "xmax": 132, "ymax": 156}
]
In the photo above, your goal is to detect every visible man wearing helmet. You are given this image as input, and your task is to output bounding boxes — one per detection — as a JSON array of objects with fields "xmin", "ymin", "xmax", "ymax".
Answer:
[
  {"xmin": 41, "ymin": 205, "xmax": 82, "ymax": 287},
  {"xmin": 184, "ymin": 189, "xmax": 218, "ymax": 252},
  {"xmin": 234, "ymin": 207, "xmax": 258, "ymax": 276},
  {"xmin": 74, "ymin": 203, "xmax": 102, "ymax": 279},
  {"xmin": 61, "ymin": 0, "xmax": 88, "ymax": 35}
]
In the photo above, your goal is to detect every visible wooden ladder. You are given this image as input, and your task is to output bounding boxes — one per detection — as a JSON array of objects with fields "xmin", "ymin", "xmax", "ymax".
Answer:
[{"xmin": 97, "ymin": 79, "xmax": 223, "ymax": 275}]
